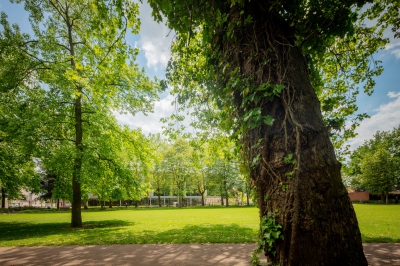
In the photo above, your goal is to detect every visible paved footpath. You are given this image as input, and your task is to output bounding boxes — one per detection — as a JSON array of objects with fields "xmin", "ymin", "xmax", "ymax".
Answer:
[{"xmin": 0, "ymin": 243, "xmax": 399, "ymax": 265}]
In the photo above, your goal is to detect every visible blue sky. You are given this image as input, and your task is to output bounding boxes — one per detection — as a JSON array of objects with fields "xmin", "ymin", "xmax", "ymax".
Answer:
[{"xmin": 1, "ymin": 1, "xmax": 399, "ymax": 150}]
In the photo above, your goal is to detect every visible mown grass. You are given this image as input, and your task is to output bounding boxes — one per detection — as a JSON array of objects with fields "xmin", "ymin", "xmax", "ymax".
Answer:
[
  {"xmin": 0, "ymin": 206, "xmax": 259, "ymax": 247},
  {"xmin": 0, "ymin": 204, "xmax": 399, "ymax": 247},
  {"xmin": 353, "ymin": 204, "xmax": 400, "ymax": 243}
]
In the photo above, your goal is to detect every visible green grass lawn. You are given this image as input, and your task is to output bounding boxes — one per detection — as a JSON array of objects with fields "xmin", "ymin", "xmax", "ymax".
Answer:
[
  {"xmin": 353, "ymin": 204, "xmax": 400, "ymax": 243},
  {"xmin": 0, "ymin": 204, "xmax": 399, "ymax": 247},
  {"xmin": 0, "ymin": 206, "xmax": 259, "ymax": 247}
]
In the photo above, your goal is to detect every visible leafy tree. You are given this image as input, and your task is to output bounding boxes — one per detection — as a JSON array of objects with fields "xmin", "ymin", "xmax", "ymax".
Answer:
[
  {"xmin": 0, "ymin": 75, "xmax": 41, "ymax": 209},
  {"xmin": 188, "ymin": 139, "xmax": 212, "ymax": 206},
  {"xmin": 4, "ymin": 0, "xmax": 161, "ymax": 226},
  {"xmin": 208, "ymin": 158, "xmax": 239, "ymax": 206},
  {"xmin": 147, "ymin": 0, "xmax": 399, "ymax": 263},
  {"xmin": 345, "ymin": 126, "xmax": 400, "ymax": 201},
  {"xmin": 149, "ymin": 134, "xmax": 168, "ymax": 207},
  {"xmin": 0, "ymin": 13, "xmax": 40, "ymax": 94},
  {"xmin": 191, "ymin": 157, "xmax": 207, "ymax": 206},
  {"xmin": 361, "ymin": 149, "xmax": 396, "ymax": 204},
  {"xmin": 84, "ymin": 122, "xmax": 151, "ymax": 208},
  {"xmin": 0, "ymin": 15, "xmax": 43, "ymax": 208},
  {"xmin": 205, "ymin": 136, "xmax": 241, "ymax": 206},
  {"xmin": 163, "ymin": 138, "xmax": 193, "ymax": 207},
  {"xmin": 0, "ymin": 146, "xmax": 39, "ymax": 208}
]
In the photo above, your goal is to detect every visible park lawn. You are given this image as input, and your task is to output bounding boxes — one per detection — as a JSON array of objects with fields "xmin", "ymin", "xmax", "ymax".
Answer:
[
  {"xmin": 353, "ymin": 204, "xmax": 400, "ymax": 243},
  {"xmin": 0, "ymin": 206, "xmax": 259, "ymax": 247},
  {"xmin": 0, "ymin": 204, "xmax": 399, "ymax": 247}
]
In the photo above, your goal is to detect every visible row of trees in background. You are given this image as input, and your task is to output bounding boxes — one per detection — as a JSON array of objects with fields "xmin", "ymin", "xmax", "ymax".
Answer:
[
  {"xmin": 150, "ymin": 135, "xmax": 254, "ymax": 208},
  {"xmin": 36, "ymin": 134, "xmax": 254, "ymax": 210},
  {"xmin": 344, "ymin": 126, "xmax": 400, "ymax": 203}
]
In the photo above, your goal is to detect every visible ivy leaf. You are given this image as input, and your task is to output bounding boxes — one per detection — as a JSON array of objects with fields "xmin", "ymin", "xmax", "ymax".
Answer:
[{"xmin": 264, "ymin": 115, "xmax": 275, "ymax": 126}]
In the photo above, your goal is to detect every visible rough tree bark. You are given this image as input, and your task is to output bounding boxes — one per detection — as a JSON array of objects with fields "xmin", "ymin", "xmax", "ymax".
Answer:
[{"xmin": 217, "ymin": 4, "xmax": 367, "ymax": 265}]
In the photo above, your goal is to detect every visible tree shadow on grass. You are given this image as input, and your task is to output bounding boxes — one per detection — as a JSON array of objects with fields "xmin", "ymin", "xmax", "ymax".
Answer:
[
  {"xmin": 361, "ymin": 234, "xmax": 400, "ymax": 243},
  {"xmin": 0, "ymin": 221, "xmax": 256, "ymax": 246},
  {"xmin": 134, "ymin": 223, "xmax": 257, "ymax": 244},
  {"xmin": 0, "ymin": 220, "xmax": 133, "ymax": 243}
]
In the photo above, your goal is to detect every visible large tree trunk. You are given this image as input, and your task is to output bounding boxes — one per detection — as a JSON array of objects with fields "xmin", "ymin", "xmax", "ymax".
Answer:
[{"xmin": 217, "ymin": 4, "xmax": 367, "ymax": 265}]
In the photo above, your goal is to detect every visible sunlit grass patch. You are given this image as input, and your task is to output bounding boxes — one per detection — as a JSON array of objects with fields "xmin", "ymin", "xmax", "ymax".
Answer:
[
  {"xmin": 1, "ymin": 204, "xmax": 399, "ymax": 247},
  {"xmin": 353, "ymin": 204, "xmax": 400, "ymax": 243},
  {"xmin": 0, "ymin": 206, "xmax": 259, "ymax": 247}
]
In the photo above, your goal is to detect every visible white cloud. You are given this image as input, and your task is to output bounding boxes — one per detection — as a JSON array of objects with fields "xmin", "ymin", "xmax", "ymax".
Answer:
[
  {"xmin": 114, "ymin": 94, "xmax": 176, "ymax": 135},
  {"xmin": 391, "ymin": 49, "xmax": 400, "ymax": 60},
  {"xmin": 383, "ymin": 26, "xmax": 400, "ymax": 59},
  {"xmin": 386, "ymin": 41, "xmax": 400, "ymax": 51},
  {"xmin": 388, "ymin": 91, "xmax": 400, "ymax": 98},
  {"xmin": 347, "ymin": 92, "xmax": 400, "ymax": 150},
  {"xmin": 137, "ymin": 2, "xmax": 174, "ymax": 70},
  {"xmin": 141, "ymin": 40, "xmax": 170, "ymax": 69}
]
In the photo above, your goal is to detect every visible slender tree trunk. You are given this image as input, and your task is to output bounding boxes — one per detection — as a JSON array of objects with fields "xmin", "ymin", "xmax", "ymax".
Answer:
[
  {"xmin": 386, "ymin": 192, "xmax": 389, "ymax": 204},
  {"xmin": 198, "ymin": 183, "xmax": 205, "ymax": 206},
  {"xmin": 67, "ymin": 15, "xmax": 82, "ymax": 228},
  {"xmin": 84, "ymin": 201, "xmax": 88, "ymax": 209},
  {"xmin": 157, "ymin": 188, "xmax": 162, "ymax": 207},
  {"xmin": 71, "ymin": 94, "xmax": 83, "ymax": 227},
  {"xmin": 224, "ymin": 180, "xmax": 229, "ymax": 207},
  {"xmin": 109, "ymin": 200, "xmax": 112, "ymax": 208},
  {"xmin": 57, "ymin": 199, "xmax": 60, "ymax": 210},
  {"xmin": 177, "ymin": 184, "xmax": 183, "ymax": 207},
  {"xmin": 220, "ymin": 191, "xmax": 224, "ymax": 206},
  {"xmin": 381, "ymin": 193, "xmax": 385, "ymax": 203},
  {"xmin": 246, "ymin": 182, "xmax": 251, "ymax": 206},
  {"xmin": 1, "ymin": 187, "xmax": 5, "ymax": 208},
  {"xmin": 216, "ymin": 5, "xmax": 367, "ymax": 265}
]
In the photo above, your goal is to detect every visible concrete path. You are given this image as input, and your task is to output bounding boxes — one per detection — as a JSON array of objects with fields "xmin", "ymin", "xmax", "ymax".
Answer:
[{"xmin": 0, "ymin": 243, "xmax": 399, "ymax": 265}]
